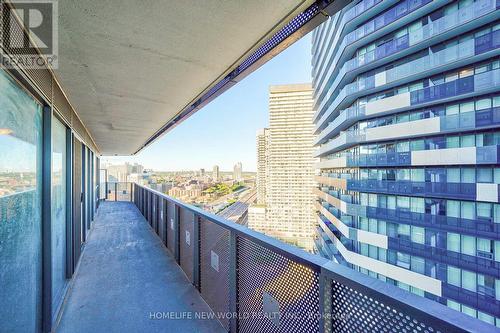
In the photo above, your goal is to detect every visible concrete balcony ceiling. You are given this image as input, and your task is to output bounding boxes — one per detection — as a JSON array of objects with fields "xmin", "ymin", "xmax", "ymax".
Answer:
[{"xmin": 55, "ymin": 0, "xmax": 314, "ymax": 155}]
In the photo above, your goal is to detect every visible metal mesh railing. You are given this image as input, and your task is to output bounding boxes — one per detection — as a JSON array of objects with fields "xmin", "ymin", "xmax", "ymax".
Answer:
[
  {"xmin": 179, "ymin": 209, "xmax": 194, "ymax": 282},
  {"xmin": 104, "ymin": 182, "xmax": 133, "ymax": 202},
  {"xmin": 237, "ymin": 237, "xmax": 321, "ymax": 333},
  {"xmin": 131, "ymin": 183, "xmax": 496, "ymax": 333},
  {"xmin": 200, "ymin": 217, "xmax": 231, "ymax": 330}
]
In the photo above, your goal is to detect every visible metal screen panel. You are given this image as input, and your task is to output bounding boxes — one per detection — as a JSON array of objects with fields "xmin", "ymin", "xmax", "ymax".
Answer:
[
  {"xmin": 53, "ymin": 85, "xmax": 72, "ymax": 124},
  {"xmin": 166, "ymin": 201, "xmax": 176, "ymax": 254},
  {"xmin": 158, "ymin": 199, "xmax": 166, "ymax": 244},
  {"xmin": 0, "ymin": 2, "xmax": 52, "ymax": 102},
  {"xmin": 151, "ymin": 195, "xmax": 157, "ymax": 232},
  {"xmin": 142, "ymin": 189, "xmax": 147, "ymax": 216},
  {"xmin": 179, "ymin": 208, "xmax": 194, "ymax": 282},
  {"xmin": 107, "ymin": 183, "xmax": 116, "ymax": 201},
  {"xmin": 155, "ymin": 196, "xmax": 160, "ymax": 234},
  {"xmin": 330, "ymin": 279, "xmax": 442, "ymax": 333},
  {"xmin": 116, "ymin": 183, "xmax": 131, "ymax": 201},
  {"xmin": 147, "ymin": 192, "xmax": 152, "ymax": 225},
  {"xmin": 200, "ymin": 217, "xmax": 230, "ymax": 331},
  {"xmin": 237, "ymin": 237, "xmax": 321, "ymax": 333}
]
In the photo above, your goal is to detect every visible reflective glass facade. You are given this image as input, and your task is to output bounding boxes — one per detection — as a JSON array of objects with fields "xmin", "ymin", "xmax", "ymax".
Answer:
[
  {"xmin": 312, "ymin": 0, "xmax": 500, "ymax": 326},
  {"xmin": 0, "ymin": 67, "xmax": 99, "ymax": 332},
  {"xmin": 0, "ymin": 69, "xmax": 43, "ymax": 332}
]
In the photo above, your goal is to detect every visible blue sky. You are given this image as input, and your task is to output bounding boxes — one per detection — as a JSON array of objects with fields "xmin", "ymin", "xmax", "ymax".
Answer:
[{"xmin": 103, "ymin": 33, "xmax": 313, "ymax": 172}]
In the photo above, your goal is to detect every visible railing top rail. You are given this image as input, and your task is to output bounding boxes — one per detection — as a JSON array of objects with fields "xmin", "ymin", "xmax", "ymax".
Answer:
[
  {"xmin": 134, "ymin": 182, "xmax": 328, "ymax": 269},
  {"xmin": 131, "ymin": 182, "xmax": 498, "ymax": 333}
]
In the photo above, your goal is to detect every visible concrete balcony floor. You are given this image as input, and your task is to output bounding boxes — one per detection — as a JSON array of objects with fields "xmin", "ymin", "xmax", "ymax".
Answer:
[{"xmin": 55, "ymin": 201, "xmax": 225, "ymax": 333}]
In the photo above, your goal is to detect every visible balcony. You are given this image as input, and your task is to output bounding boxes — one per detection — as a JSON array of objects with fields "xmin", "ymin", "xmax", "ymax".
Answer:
[
  {"xmin": 315, "ymin": 64, "xmax": 500, "ymax": 135},
  {"xmin": 315, "ymin": 186, "xmax": 500, "ymax": 239},
  {"xmin": 314, "ymin": 0, "xmax": 500, "ymax": 114},
  {"xmin": 316, "ymin": 107, "xmax": 500, "ymax": 156},
  {"xmin": 318, "ymin": 31, "xmax": 500, "ymax": 120},
  {"xmin": 50, "ymin": 182, "xmax": 498, "ymax": 332},
  {"xmin": 313, "ymin": 0, "xmax": 447, "ymax": 122}
]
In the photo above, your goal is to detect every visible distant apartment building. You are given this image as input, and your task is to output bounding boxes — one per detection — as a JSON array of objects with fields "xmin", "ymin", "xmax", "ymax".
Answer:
[
  {"xmin": 247, "ymin": 205, "xmax": 267, "ymax": 230},
  {"xmin": 311, "ymin": 0, "xmax": 500, "ymax": 326},
  {"xmin": 248, "ymin": 84, "xmax": 316, "ymax": 250},
  {"xmin": 106, "ymin": 162, "xmax": 144, "ymax": 182},
  {"xmin": 128, "ymin": 172, "xmax": 151, "ymax": 186},
  {"xmin": 212, "ymin": 165, "xmax": 220, "ymax": 181},
  {"xmin": 233, "ymin": 162, "xmax": 243, "ymax": 181},
  {"xmin": 168, "ymin": 184, "xmax": 203, "ymax": 201},
  {"xmin": 256, "ymin": 129, "xmax": 269, "ymax": 205},
  {"xmin": 148, "ymin": 182, "xmax": 172, "ymax": 194}
]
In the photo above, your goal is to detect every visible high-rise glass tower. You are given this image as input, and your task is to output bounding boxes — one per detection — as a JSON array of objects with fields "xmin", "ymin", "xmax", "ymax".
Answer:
[{"xmin": 311, "ymin": 0, "xmax": 500, "ymax": 326}]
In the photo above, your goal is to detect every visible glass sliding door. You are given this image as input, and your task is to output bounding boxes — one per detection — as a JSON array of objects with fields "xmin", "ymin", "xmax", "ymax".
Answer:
[
  {"xmin": 0, "ymin": 69, "xmax": 43, "ymax": 331},
  {"xmin": 51, "ymin": 116, "xmax": 67, "ymax": 318}
]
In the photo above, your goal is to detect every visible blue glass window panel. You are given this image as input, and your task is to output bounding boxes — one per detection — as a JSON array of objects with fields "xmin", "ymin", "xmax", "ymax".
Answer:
[
  {"xmin": 462, "ymin": 270, "xmax": 477, "ymax": 292},
  {"xmin": 447, "ymin": 266, "xmax": 461, "ymax": 286},
  {"xmin": 447, "ymin": 233, "xmax": 460, "ymax": 252}
]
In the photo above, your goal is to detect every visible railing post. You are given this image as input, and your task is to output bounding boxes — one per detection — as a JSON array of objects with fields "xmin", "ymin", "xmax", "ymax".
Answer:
[
  {"xmin": 114, "ymin": 182, "xmax": 117, "ymax": 201},
  {"xmin": 130, "ymin": 182, "xmax": 132, "ymax": 202},
  {"xmin": 319, "ymin": 270, "xmax": 331, "ymax": 333},
  {"xmin": 174, "ymin": 204, "xmax": 180, "ymax": 263},
  {"xmin": 229, "ymin": 231, "xmax": 238, "ymax": 333},
  {"xmin": 192, "ymin": 214, "xmax": 200, "ymax": 290}
]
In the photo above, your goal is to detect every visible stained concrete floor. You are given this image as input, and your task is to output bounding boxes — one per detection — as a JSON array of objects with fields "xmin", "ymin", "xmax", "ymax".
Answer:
[{"xmin": 55, "ymin": 201, "xmax": 225, "ymax": 333}]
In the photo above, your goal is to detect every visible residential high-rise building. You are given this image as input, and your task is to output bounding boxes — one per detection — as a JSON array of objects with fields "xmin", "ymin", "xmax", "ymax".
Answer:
[
  {"xmin": 256, "ymin": 129, "xmax": 269, "ymax": 205},
  {"xmin": 233, "ymin": 162, "xmax": 243, "ymax": 182},
  {"xmin": 248, "ymin": 84, "xmax": 316, "ymax": 251},
  {"xmin": 106, "ymin": 162, "xmax": 144, "ymax": 182},
  {"xmin": 212, "ymin": 165, "xmax": 220, "ymax": 181},
  {"xmin": 311, "ymin": 0, "xmax": 500, "ymax": 326}
]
